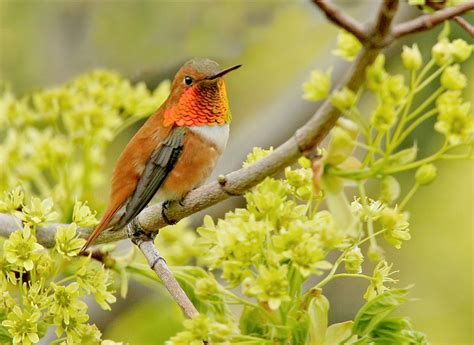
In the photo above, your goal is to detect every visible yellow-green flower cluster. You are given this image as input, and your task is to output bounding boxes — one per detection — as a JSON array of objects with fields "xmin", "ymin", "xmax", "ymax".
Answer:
[
  {"xmin": 3, "ymin": 226, "xmax": 43, "ymax": 271},
  {"xmin": 0, "ymin": 192, "xmax": 116, "ymax": 344},
  {"xmin": 366, "ymin": 55, "xmax": 408, "ymax": 132},
  {"xmin": 0, "ymin": 70, "xmax": 170, "ymax": 219},
  {"xmin": 432, "ymin": 38, "xmax": 472, "ymax": 66},
  {"xmin": 434, "ymin": 90, "xmax": 473, "ymax": 145},
  {"xmin": 302, "ymin": 68, "xmax": 332, "ymax": 102},
  {"xmin": 197, "ymin": 149, "xmax": 344, "ymax": 311},
  {"xmin": 332, "ymin": 30, "xmax": 362, "ymax": 61},
  {"xmin": 168, "ymin": 314, "xmax": 233, "ymax": 345}
]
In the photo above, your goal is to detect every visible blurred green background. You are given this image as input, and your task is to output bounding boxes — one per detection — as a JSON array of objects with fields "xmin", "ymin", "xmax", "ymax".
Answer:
[{"xmin": 1, "ymin": 0, "xmax": 472, "ymax": 344}]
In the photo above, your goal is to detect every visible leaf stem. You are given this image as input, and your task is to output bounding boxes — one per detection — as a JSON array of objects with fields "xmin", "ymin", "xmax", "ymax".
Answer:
[
  {"xmin": 390, "ymin": 70, "xmax": 417, "ymax": 149},
  {"xmin": 405, "ymin": 87, "xmax": 443, "ymax": 122},
  {"xmin": 314, "ymin": 250, "xmax": 347, "ymax": 289},
  {"xmin": 356, "ymin": 229, "xmax": 387, "ymax": 247},
  {"xmin": 399, "ymin": 183, "xmax": 419, "ymax": 210},
  {"xmin": 414, "ymin": 63, "xmax": 447, "ymax": 93},
  {"xmin": 332, "ymin": 273, "xmax": 375, "ymax": 282},
  {"xmin": 392, "ymin": 108, "xmax": 438, "ymax": 148},
  {"xmin": 357, "ymin": 182, "xmax": 377, "ymax": 249}
]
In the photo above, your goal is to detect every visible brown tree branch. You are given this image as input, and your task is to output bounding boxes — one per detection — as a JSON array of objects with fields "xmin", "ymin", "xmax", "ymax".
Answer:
[
  {"xmin": 127, "ymin": 218, "xmax": 198, "ymax": 319},
  {"xmin": 392, "ymin": 2, "xmax": 474, "ymax": 39},
  {"xmin": 312, "ymin": 0, "xmax": 368, "ymax": 42},
  {"xmin": 425, "ymin": 1, "xmax": 474, "ymax": 37}
]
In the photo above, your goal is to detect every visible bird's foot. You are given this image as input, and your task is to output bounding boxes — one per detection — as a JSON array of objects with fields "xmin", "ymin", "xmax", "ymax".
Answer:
[
  {"xmin": 127, "ymin": 217, "xmax": 157, "ymax": 246},
  {"xmin": 161, "ymin": 201, "xmax": 177, "ymax": 225}
]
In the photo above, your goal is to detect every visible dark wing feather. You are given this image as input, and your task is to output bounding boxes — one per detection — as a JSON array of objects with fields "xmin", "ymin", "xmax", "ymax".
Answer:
[{"xmin": 114, "ymin": 126, "xmax": 186, "ymax": 229}]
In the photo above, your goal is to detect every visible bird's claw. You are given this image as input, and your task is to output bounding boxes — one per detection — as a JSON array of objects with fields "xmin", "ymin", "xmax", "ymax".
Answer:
[{"xmin": 161, "ymin": 201, "xmax": 177, "ymax": 225}]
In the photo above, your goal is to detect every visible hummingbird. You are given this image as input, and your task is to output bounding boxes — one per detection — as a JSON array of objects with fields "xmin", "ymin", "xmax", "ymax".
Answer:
[{"xmin": 82, "ymin": 58, "xmax": 241, "ymax": 250}]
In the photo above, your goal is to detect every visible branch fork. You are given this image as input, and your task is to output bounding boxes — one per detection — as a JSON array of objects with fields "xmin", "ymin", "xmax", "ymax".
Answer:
[{"xmin": 127, "ymin": 217, "xmax": 198, "ymax": 319}]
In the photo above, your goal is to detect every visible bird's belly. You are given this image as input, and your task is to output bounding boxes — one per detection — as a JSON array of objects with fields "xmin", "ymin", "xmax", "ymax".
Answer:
[{"xmin": 158, "ymin": 131, "xmax": 221, "ymax": 201}]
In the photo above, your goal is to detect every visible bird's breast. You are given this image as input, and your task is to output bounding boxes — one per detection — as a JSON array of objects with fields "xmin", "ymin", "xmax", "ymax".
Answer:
[
  {"xmin": 158, "ymin": 125, "xmax": 229, "ymax": 201},
  {"xmin": 188, "ymin": 124, "xmax": 229, "ymax": 154}
]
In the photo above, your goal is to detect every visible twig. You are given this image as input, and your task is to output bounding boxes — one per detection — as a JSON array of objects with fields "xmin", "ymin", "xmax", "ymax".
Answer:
[
  {"xmin": 127, "ymin": 218, "xmax": 198, "ymax": 319},
  {"xmin": 371, "ymin": 0, "xmax": 400, "ymax": 42},
  {"xmin": 312, "ymin": 0, "xmax": 368, "ymax": 42},
  {"xmin": 392, "ymin": 2, "xmax": 474, "ymax": 39},
  {"xmin": 453, "ymin": 16, "xmax": 474, "ymax": 37},
  {"xmin": 425, "ymin": 1, "xmax": 474, "ymax": 37}
]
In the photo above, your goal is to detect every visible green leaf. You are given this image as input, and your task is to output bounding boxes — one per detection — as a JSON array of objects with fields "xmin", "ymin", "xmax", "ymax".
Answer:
[
  {"xmin": 352, "ymin": 289, "xmax": 409, "ymax": 337},
  {"xmin": 321, "ymin": 174, "xmax": 344, "ymax": 195},
  {"xmin": 0, "ymin": 312, "xmax": 12, "ymax": 343},
  {"xmin": 119, "ymin": 266, "xmax": 129, "ymax": 298},
  {"xmin": 307, "ymin": 293, "xmax": 330, "ymax": 345},
  {"xmin": 324, "ymin": 321, "xmax": 355, "ymax": 345},
  {"xmin": 239, "ymin": 306, "xmax": 268, "ymax": 337},
  {"xmin": 290, "ymin": 314, "xmax": 310, "ymax": 345},
  {"xmin": 369, "ymin": 317, "xmax": 428, "ymax": 344}
]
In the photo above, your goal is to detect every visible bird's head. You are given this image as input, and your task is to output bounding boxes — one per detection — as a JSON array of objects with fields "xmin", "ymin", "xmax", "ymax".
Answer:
[{"xmin": 163, "ymin": 58, "xmax": 241, "ymax": 127}]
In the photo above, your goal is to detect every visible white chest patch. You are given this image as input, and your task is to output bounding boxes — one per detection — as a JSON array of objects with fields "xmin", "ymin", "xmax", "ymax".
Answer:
[{"xmin": 189, "ymin": 124, "xmax": 229, "ymax": 154}]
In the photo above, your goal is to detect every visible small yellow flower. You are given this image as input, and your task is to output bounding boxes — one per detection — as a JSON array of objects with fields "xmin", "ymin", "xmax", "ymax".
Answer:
[
  {"xmin": 364, "ymin": 260, "xmax": 397, "ymax": 300},
  {"xmin": 441, "ymin": 64, "xmax": 467, "ymax": 90},
  {"xmin": 55, "ymin": 223, "xmax": 86, "ymax": 258},
  {"xmin": 332, "ymin": 30, "xmax": 361, "ymax": 61},
  {"xmin": 302, "ymin": 68, "xmax": 332, "ymax": 102},
  {"xmin": 2, "ymin": 306, "xmax": 41, "ymax": 345},
  {"xmin": 3, "ymin": 226, "xmax": 43, "ymax": 271},
  {"xmin": 415, "ymin": 164, "xmax": 437, "ymax": 186},
  {"xmin": 244, "ymin": 265, "xmax": 290, "ymax": 310},
  {"xmin": 401, "ymin": 44, "xmax": 422, "ymax": 70}
]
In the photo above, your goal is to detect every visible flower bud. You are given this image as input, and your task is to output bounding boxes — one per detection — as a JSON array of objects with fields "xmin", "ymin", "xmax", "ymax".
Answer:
[
  {"xmin": 243, "ymin": 147, "xmax": 273, "ymax": 167},
  {"xmin": 389, "ymin": 145, "xmax": 418, "ymax": 165},
  {"xmin": 345, "ymin": 246, "xmax": 364, "ymax": 273},
  {"xmin": 195, "ymin": 277, "xmax": 218, "ymax": 299},
  {"xmin": 366, "ymin": 55, "xmax": 387, "ymax": 91},
  {"xmin": 432, "ymin": 38, "xmax": 452, "ymax": 66},
  {"xmin": 73, "ymin": 200, "xmax": 98, "ymax": 227},
  {"xmin": 451, "ymin": 39, "xmax": 472, "ymax": 62},
  {"xmin": 0, "ymin": 186, "xmax": 24, "ymax": 213},
  {"xmin": 415, "ymin": 164, "xmax": 437, "ymax": 185},
  {"xmin": 401, "ymin": 44, "xmax": 422, "ymax": 71},
  {"xmin": 302, "ymin": 68, "xmax": 332, "ymax": 102},
  {"xmin": 380, "ymin": 75, "xmax": 408, "ymax": 105},
  {"xmin": 332, "ymin": 30, "xmax": 361, "ymax": 61},
  {"xmin": 441, "ymin": 64, "xmax": 467, "ymax": 90},
  {"xmin": 370, "ymin": 103, "xmax": 396, "ymax": 132},
  {"xmin": 331, "ymin": 87, "xmax": 356, "ymax": 111}
]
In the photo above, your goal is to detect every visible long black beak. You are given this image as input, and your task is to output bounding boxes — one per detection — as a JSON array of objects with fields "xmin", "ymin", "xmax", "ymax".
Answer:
[{"xmin": 208, "ymin": 64, "xmax": 242, "ymax": 80}]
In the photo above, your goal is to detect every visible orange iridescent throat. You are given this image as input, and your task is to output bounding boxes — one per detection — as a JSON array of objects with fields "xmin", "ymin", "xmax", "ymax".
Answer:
[{"xmin": 163, "ymin": 79, "xmax": 231, "ymax": 127}]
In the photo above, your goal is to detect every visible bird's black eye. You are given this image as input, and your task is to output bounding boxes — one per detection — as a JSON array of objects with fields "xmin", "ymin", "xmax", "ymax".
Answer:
[{"xmin": 184, "ymin": 76, "xmax": 193, "ymax": 85}]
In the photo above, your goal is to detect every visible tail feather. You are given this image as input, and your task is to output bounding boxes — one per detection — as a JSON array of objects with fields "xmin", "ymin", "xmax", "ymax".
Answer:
[{"xmin": 80, "ymin": 205, "xmax": 121, "ymax": 253}]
